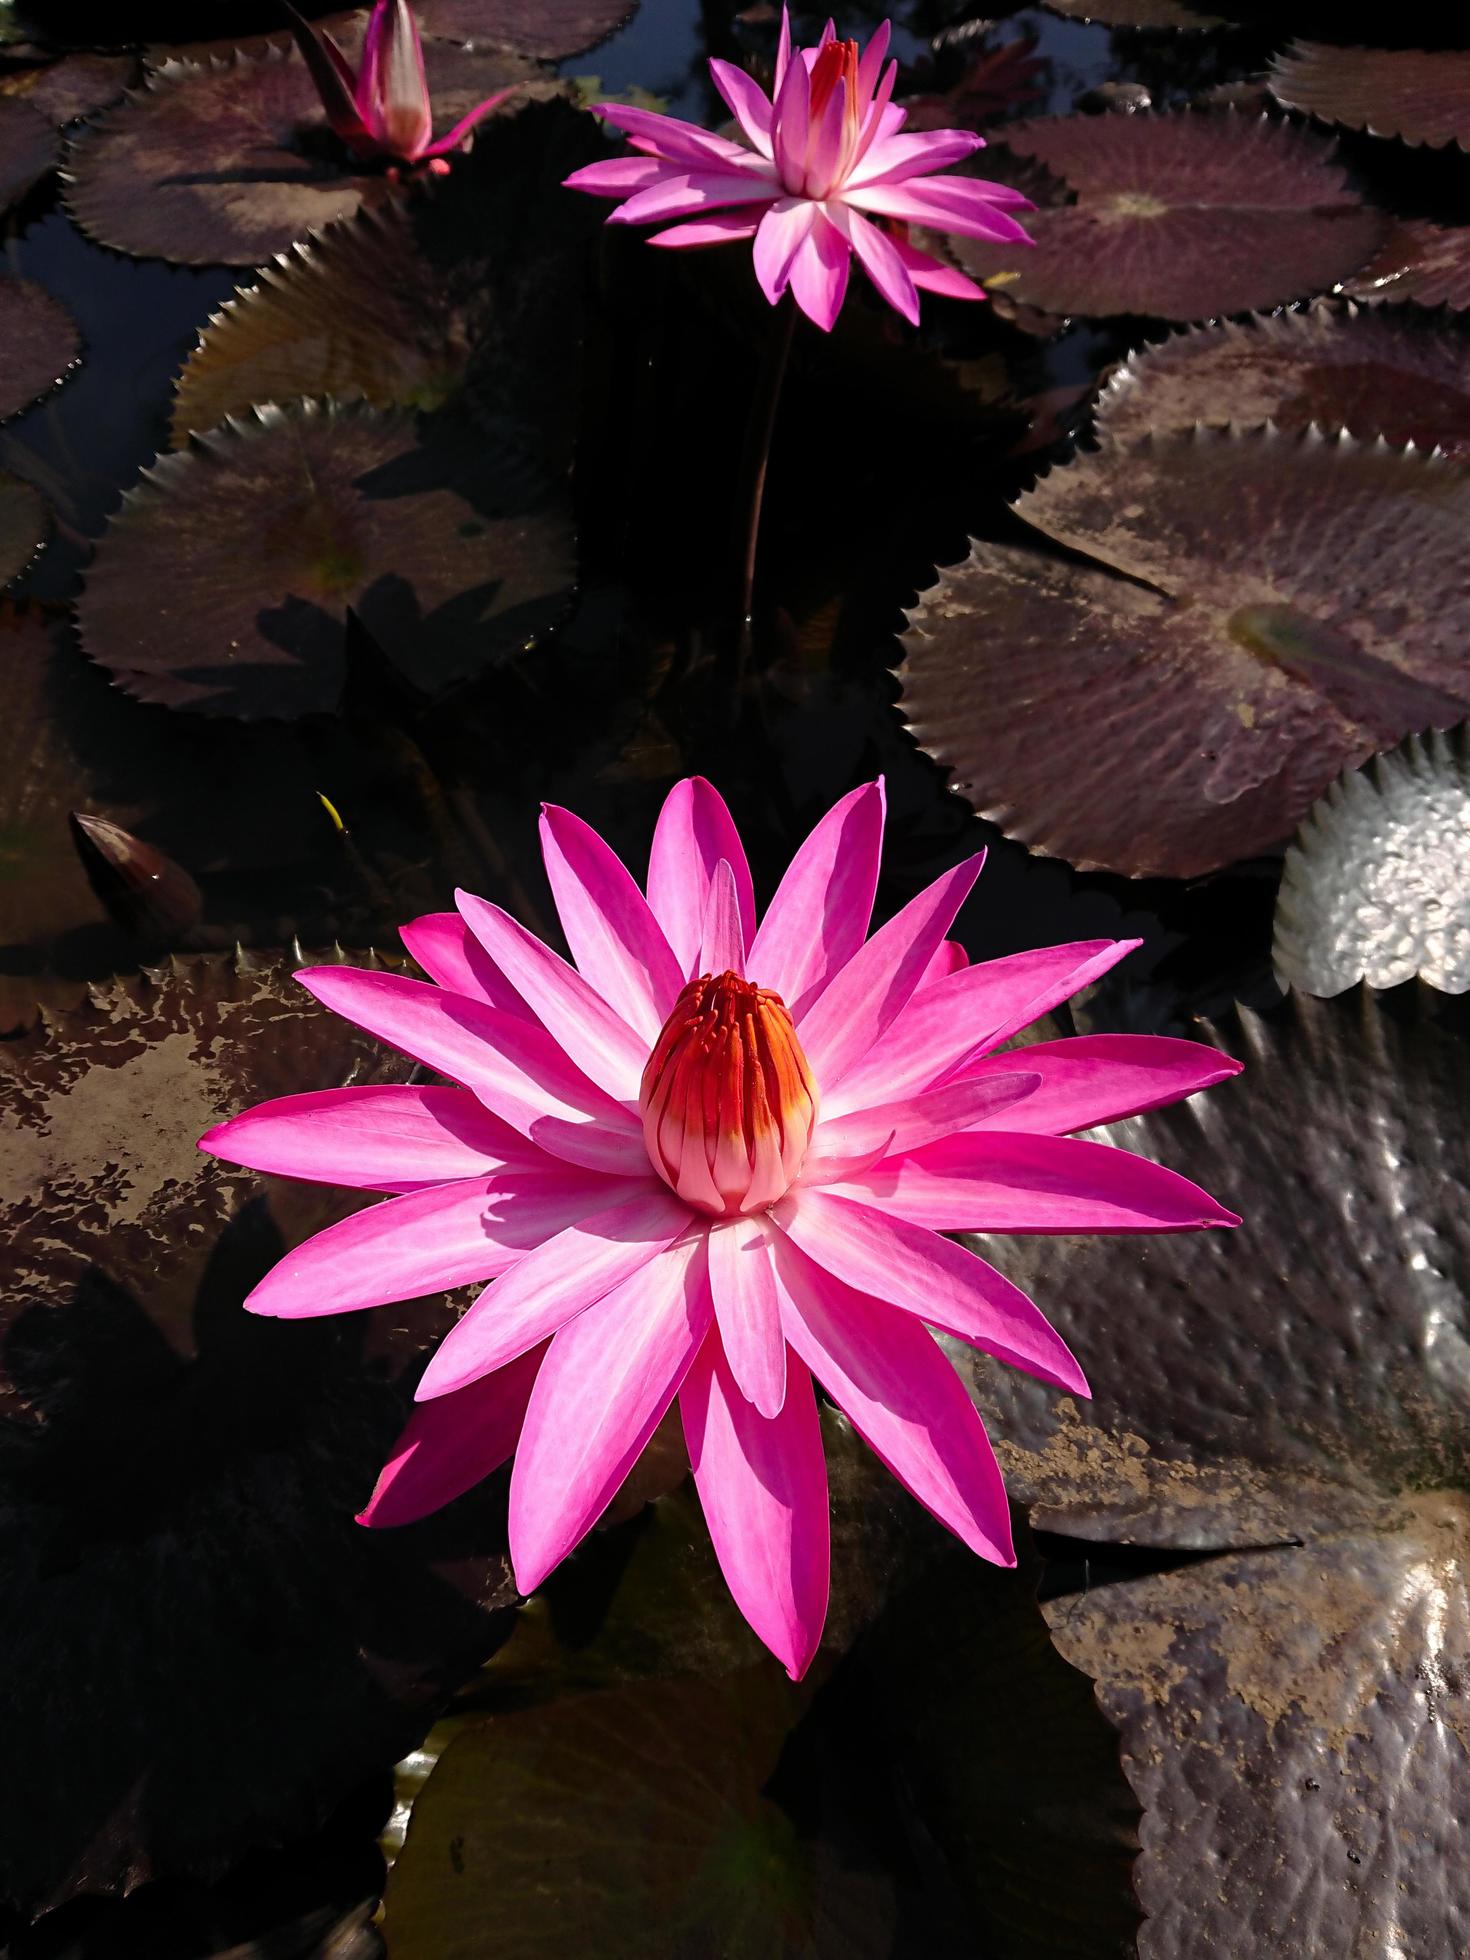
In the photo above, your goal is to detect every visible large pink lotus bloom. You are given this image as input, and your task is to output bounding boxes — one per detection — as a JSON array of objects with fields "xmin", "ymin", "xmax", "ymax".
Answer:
[
  {"xmin": 201, "ymin": 781, "xmax": 1240, "ymax": 1678},
  {"xmin": 284, "ymin": 0, "xmax": 515, "ymax": 169},
  {"xmin": 562, "ymin": 12, "xmax": 1032, "ymax": 330}
]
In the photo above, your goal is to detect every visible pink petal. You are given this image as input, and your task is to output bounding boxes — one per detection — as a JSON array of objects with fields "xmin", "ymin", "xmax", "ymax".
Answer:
[
  {"xmin": 823, "ymin": 939, "xmax": 1139, "ymax": 1119},
  {"xmin": 845, "ymin": 178, "xmax": 1033, "ymax": 244},
  {"xmin": 827, "ymin": 203, "xmax": 918, "ymax": 325},
  {"xmin": 399, "ymin": 912, "xmax": 534, "ymax": 1020},
  {"xmin": 775, "ymin": 5, "xmax": 792, "ymax": 90},
  {"xmin": 647, "ymin": 777, "xmax": 756, "ymax": 978},
  {"xmin": 770, "ymin": 1233, "xmax": 1014, "ymax": 1565},
  {"xmin": 918, "ymin": 938, "xmax": 969, "ymax": 989},
  {"xmin": 836, "ymin": 1131, "xmax": 1243, "ymax": 1234},
  {"xmin": 609, "ymin": 168, "xmax": 778, "ymax": 228},
  {"xmin": 681, "ymin": 1332, "xmax": 828, "ymax": 1679},
  {"xmin": 563, "ymin": 155, "xmax": 668, "ymax": 198},
  {"xmin": 787, "ymin": 210, "xmax": 850, "ymax": 331},
  {"xmin": 709, "ymin": 58, "xmax": 775, "ymax": 157},
  {"xmin": 706, "ymin": 1214, "xmax": 786, "ymax": 1417},
  {"xmin": 358, "ymin": 1343, "xmax": 545, "ymax": 1528},
  {"xmin": 455, "ymin": 890, "xmax": 648, "ymax": 1102},
  {"xmin": 797, "ymin": 853, "xmax": 986, "ymax": 1090},
  {"xmin": 957, "ymin": 1035, "xmax": 1243, "ymax": 1135},
  {"xmin": 416, "ymin": 1185, "xmax": 692, "ymax": 1397},
  {"xmin": 752, "ymin": 195, "xmax": 817, "ymax": 305},
  {"xmin": 844, "ymin": 128, "xmax": 984, "ymax": 190},
  {"xmin": 200, "ymin": 1083, "xmax": 532, "ymax": 1192},
  {"xmin": 770, "ymin": 46, "xmax": 810, "ymax": 188},
  {"xmin": 295, "ymin": 966, "xmax": 644, "ymax": 1176},
  {"xmin": 802, "ymin": 73, "xmax": 849, "ymax": 199},
  {"xmin": 802, "ymin": 1071, "xmax": 1041, "ymax": 1181},
  {"xmin": 774, "ymin": 1185, "xmax": 1086, "ymax": 1391},
  {"xmin": 892, "ymin": 233, "xmax": 989, "ymax": 303},
  {"xmin": 698, "ymin": 860, "xmax": 746, "ymax": 977},
  {"xmin": 649, "ymin": 213, "xmax": 765, "ymax": 247},
  {"xmin": 421, "ymin": 86, "xmax": 517, "ymax": 159},
  {"xmin": 847, "ymin": 58, "xmax": 897, "ymax": 174},
  {"xmin": 747, "ymin": 781, "xmax": 885, "ymax": 1019},
  {"xmin": 369, "ymin": 0, "xmax": 432, "ymax": 159},
  {"xmin": 509, "ymin": 1235, "xmax": 712, "ymax": 1592},
  {"xmin": 593, "ymin": 101, "xmax": 750, "ymax": 169},
  {"xmin": 856, "ymin": 19, "xmax": 891, "ymax": 103},
  {"xmin": 539, "ymin": 804, "xmax": 683, "ymax": 1042},
  {"xmin": 246, "ymin": 1165, "xmax": 614, "ymax": 1319}
]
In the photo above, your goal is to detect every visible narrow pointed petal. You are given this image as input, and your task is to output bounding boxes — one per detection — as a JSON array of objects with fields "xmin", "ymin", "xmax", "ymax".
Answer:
[
  {"xmin": 747, "ymin": 781, "xmax": 884, "ymax": 1019},
  {"xmin": 845, "ymin": 179, "xmax": 1034, "ymax": 244},
  {"xmin": 609, "ymin": 169, "xmax": 778, "ymax": 228},
  {"xmin": 246, "ymin": 1166, "xmax": 613, "ymax": 1319},
  {"xmin": 957, "ymin": 1035, "xmax": 1243, "ymax": 1135},
  {"xmin": 706, "ymin": 1214, "xmax": 786, "ymax": 1417},
  {"xmin": 798, "ymin": 852, "xmax": 986, "ymax": 1089},
  {"xmin": 201, "ymin": 1083, "xmax": 533, "ymax": 1191},
  {"xmin": 649, "ymin": 214, "xmax": 763, "ymax": 247},
  {"xmin": 752, "ymin": 195, "xmax": 816, "ymax": 304},
  {"xmin": 417, "ymin": 1187, "xmax": 692, "ymax": 1398},
  {"xmin": 837, "ymin": 1132, "xmax": 1243, "ymax": 1234},
  {"xmin": 775, "ymin": 6, "xmax": 792, "ymax": 90},
  {"xmin": 803, "ymin": 1071, "xmax": 1041, "ymax": 1180},
  {"xmin": 283, "ymin": 2, "xmax": 368, "ymax": 143},
  {"xmin": 787, "ymin": 211, "xmax": 850, "ymax": 331},
  {"xmin": 848, "ymin": 59, "xmax": 897, "ymax": 172},
  {"xmin": 455, "ymin": 889, "xmax": 648, "ymax": 1102},
  {"xmin": 399, "ymin": 912, "xmax": 534, "ymax": 1019},
  {"xmin": 709, "ymin": 59, "xmax": 775, "ymax": 156},
  {"xmin": 358, "ymin": 1344, "xmax": 545, "ymax": 1528},
  {"xmin": 770, "ymin": 1233, "xmax": 1014, "ymax": 1566},
  {"xmin": 647, "ymin": 777, "xmax": 756, "ymax": 977},
  {"xmin": 682, "ymin": 1334, "xmax": 828, "ymax": 1678},
  {"xmin": 893, "ymin": 234, "xmax": 989, "ymax": 303},
  {"xmin": 856, "ymin": 18, "xmax": 891, "ymax": 100},
  {"xmin": 510, "ymin": 1236, "xmax": 712, "ymax": 1592},
  {"xmin": 539, "ymin": 805, "xmax": 683, "ymax": 1041},
  {"xmin": 823, "ymin": 939, "xmax": 1139, "ymax": 1118},
  {"xmin": 827, "ymin": 203, "xmax": 919, "ymax": 324},
  {"xmin": 593, "ymin": 102, "xmax": 752, "ymax": 169},
  {"xmin": 698, "ymin": 860, "xmax": 746, "ymax": 977},
  {"xmin": 562, "ymin": 155, "xmax": 668, "ymax": 197},
  {"xmin": 295, "ymin": 967, "xmax": 644, "ymax": 1176},
  {"xmin": 802, "ymin": 75, "xmax": 848, "ymax": 199},
  {"xmin": 844, "ymin": 128, "xmax": 984, "ymax": 190},
  {"xmin": 371, "ymin": 0, "xmax": 433, "ymax": 159},
  {"xmin": 774, "ymin": 1185, "xmax": 1086, "ymax": 1391},
  {"xmin": 918, "ymin": 938, "xmax": 968, "ymax": 989},
  {"xmin": 421, "ymin": 86, "xmax": 517, "ymax": 158},
  {"xmin": 770, "ymin": 51, "xmax": 810, "ymax": 188}
]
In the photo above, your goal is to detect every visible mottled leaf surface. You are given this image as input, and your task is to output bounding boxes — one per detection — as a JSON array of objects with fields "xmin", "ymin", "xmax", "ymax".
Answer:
[
  {"xmin": 1271, "ymin": 41, "xmax": 1470, "ymax": 151},
  {"xmin": 77, "ymin": 400, "xmax": 575, "ymax": 720},
  {"xmin": 0, "ymin": 50, "xmax": 136, "ymax": 123},
  {"xmin": 1343, "ymin": 220, "xmax": 1470, "ymax": 311},
  {"xmin": 417, "ymin": 0, "xmax": 634, "ymax": 59},
  {"xmin": 1274, "ymin": 726, "xmax": 1470, "ymax": 995},
  {"xmin": 0, "ymin": 276, "xmax": 80, "ymax": 423},
  {"xmin": 899, "ymin": 427, "xmax": 1470, "ymax": 877}
]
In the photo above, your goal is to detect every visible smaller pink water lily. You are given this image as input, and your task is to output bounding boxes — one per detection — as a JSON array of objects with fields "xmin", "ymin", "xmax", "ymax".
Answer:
[
  {"xmin": 563, "ymin": 11, "xmax": 1032, "ymax": 330},
  {"xmin": 284, "ymin": 0, "xmax": 515, "ymax": 170}
]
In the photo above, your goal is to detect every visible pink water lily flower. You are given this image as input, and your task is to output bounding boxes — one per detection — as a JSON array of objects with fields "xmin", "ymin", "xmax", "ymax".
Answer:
[
  {"xmin": 562, "ymin": 11, "xmax": 1032, "ymax": 330},
  {"xmin": 201, "ymin": 780, "xmax": 1240, "ymax": 1679},
  {"xmin": 284, "ymin": 0, "xmax": 515, "ymax": 170}
]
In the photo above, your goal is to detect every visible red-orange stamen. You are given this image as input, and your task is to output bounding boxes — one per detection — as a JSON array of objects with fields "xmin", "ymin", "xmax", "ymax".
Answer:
[{"xmin": 807, "ymin": 38, "xmax": 860, "ymax": 126}]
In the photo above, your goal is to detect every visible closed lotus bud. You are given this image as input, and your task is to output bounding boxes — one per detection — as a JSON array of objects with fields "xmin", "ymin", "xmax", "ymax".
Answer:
[
  {"xmin": 639, "ymin": 971, "xmax": 818, "ymax": 1216},
  {"xmin": 70, "ymin": 813, "xmax": 204, "ymax": 944},
  {"xmin": 362, "ymin": 0, "xmax": 434, "ymax": 161}
]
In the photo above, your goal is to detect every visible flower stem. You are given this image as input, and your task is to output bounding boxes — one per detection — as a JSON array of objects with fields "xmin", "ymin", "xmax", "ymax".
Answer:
[{"xmin": 735, "ymin": 297, "xmax": 797, "ymax": 624}]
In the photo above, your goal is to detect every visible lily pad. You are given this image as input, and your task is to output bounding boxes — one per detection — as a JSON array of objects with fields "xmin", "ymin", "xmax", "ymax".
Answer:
[
  {"xmin": 1270, "ymin": 42, "xmax": 1470, "ymax": 152},
  {"xmin": 0, "ymin": 276, "xmax": 80, "ymax": 423},
  {"xmin": 0, "ymin": 949, "xmax": 519, "ymax": 1913},
  {"xmin": 0, "ymin": 472, "xmax": 46, "ymax": 584},
  {"xmin": 416, "ymin": 0, "xmax": 634, "ymax": 60},
  {"xmin": 1097, "ymin": 305, "xmax": 1470, "ymax": 459},
  {"xmin": 1041, "ymin": 0, "xmax": 1229, "ymax": 26},
  {"xmin": 898, "ymin": 426, "xmax": 1470, "ymax": 878},
  {"xmin": 949, "ymin": 112, "xmax": 1389, "ymax": 322},
  {"xmin": 1342, "ymin": 219, "xmax": 1470, "ymax": 311},
  {"xmin": 958, "ymin": 985, "xmax": 1470, "ymax": 1956},
  {"xmin": 1273, "ymin": 725, "xmax": 1470, "ymax": 995},
  {"xmin": 0, "ymin": 50, "xmax": 136, "ymax": 123},
  {"xmin": 0, "ymin": 92, "xmax": 53, "ymax": 209},
  {"xmin": 77, "ymin": 400, "xmax": 575, "ymax": 720}
]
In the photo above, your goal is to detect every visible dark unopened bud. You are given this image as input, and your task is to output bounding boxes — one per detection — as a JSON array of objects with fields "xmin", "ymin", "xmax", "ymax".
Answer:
[{"xmin": 70, "ymin": 813, "xmax": 204, "ymax": 943}]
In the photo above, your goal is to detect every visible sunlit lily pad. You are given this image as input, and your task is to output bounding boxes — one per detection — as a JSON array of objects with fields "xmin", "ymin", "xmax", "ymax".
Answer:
[
  {"xmin": 0, "ymin": 949, "xmax": 518, "ymax": 1912},
  {"xmin": 0, "ymin": 92, "xmax": 54, "ymax": 209},
  {"xmin": 958, "ymin": 985, "xmax": 1470, "ymax": 1956},
  {"xmin": 1097, "ymin": 305, "xmax": 1470, "ymax": 459},
  {"xmin": 1274, "ymin": 725, "xmax": 1470, "ymax": 994},
  {"xmin": 1270, "ymin": 42, "xmax": 1470, "ymax": 152},
  {"xmin": 949, "ymin": 112, "xmax": 1389, "ymax": 322},
  {"xmin": 0, "ymin": 471, "xmax": 47, "ymax": 585},
  {"xmin": 0, "ymin": 50, "xmax": 136, "ymax": 122},
  {"xmin": 416, "ymin": 0, "xmax": 634, "ymax": 59},
  {"xmin": 77, "ymin": 400, "xmax": 575, "ymax": 720},
  {"xmin": 898, "ymin": 426, "xmax": 1470, "ymax": 878},
  {"xmin": 1342, "ymin": 219, "xmax": 1470, "ymax": 311},
  {"xmin": 0, "ymin": 276, "xmax": 80, "ymax": 422}
]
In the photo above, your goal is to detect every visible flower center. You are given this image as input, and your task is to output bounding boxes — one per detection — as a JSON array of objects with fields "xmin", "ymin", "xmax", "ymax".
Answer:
[
  {"xmin": 800, "ymin": 38, "xmax": 865, "ymax": 198},
  {"xmin": 638, "ymin": 971, "xmax": 819, "ymax": 1216}
]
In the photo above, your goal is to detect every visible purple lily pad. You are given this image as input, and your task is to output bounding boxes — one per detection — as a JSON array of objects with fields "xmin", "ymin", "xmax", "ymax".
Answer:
[
  {"xmin": 0, "ymin": 948, "xmax": 518, "ymax": 1914},
  {"xmin": 77, "ymin": 399, "xmax": 575, "ymax": 720},
  {"xmin": 1041, "ymin": 0, "xmax": 1229, "ymax": 26},
  {"xmin": 957, "ymin": 984, "xmax": 1470, "ymax": 1956},
  {"xmin": 1097, "ymin": 304, "xmax": 1470, "ymax": 459},
  {"xmin": 898, "ymin": 425, "xmax": 1470, "ymax": 878},
  {"xmin": 0, "ymin": 50, "xmax": 137, "ymax": 123},
  {"xmin": 416, "ymin": 0, "xmax": 635, "ymax": 60},
  {"xmin": 1270, "ymin": 41, "xmax": 1470, "ymax": 152},
  {"xmin": 0, "ymin": 276, "xmax": 81, "ymax": 422},
  {"xmin": 1343, "ymin": 219, "xmax": 1470, "ymax": 311},
  {"xmin": 0, "ymin": 472, "xmax": 48, "ymax": 584},
  {"xmin": 949, "ymin": 111, "xmax": 1390, "ymax": 322},
  {"xmin": 0, "ymin": 93, "xmax": 56, "ymax": 210}
]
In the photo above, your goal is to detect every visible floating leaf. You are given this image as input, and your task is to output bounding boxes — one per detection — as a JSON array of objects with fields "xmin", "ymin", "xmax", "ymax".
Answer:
[
  {"xmin": 0, "ymin": 950, "xmax": 518, "ymax": 1912},
  {"xmin": 0, "ymin": 472, "xmax": 47, "ymax": 585},
  {"xmin": 0, "ymin": 276, "xmax": 80, "ymax": 423},
  {"xmin": 0, "ymin": 50, "xmax": 136, "ymax": 123},
  {"xmin": 1097, "ymin": 305, "xmax": 1470, "ymax": 459},
  {"xmin": 0, "ymin": 92, "xmax": 54, "ymax": 209},
  {"xmin": 1041, "ymin": 0, "xmax": 1229, "ymax": 26},
  {"xmin": 1342, "ymin": 219, "xmax": 1470, "ymax": 311},
  {"xmin": 899, "ymin": 426, "xmax": 1470, "ymax": 878},
  {"xmin": 416, "ymin": 0, "xmax": 634, "ymax": 60},
  {"xmin": 77, "ymin": 400, "xmax": 575, "ymax": 720},
  {"xmin": 958, "ymin": 986, "xmax": 1470, "ymax": 1956},
  {"xmin": 949, "ymin": 112, "xmax": 1389, "ymax": 322},
  {"xmin": 1270, "ymin": 41, "xmax": 1470, "ymax": 152},
  {"xmin": 1273, "ymin": 725, "xmax": 1470, "ymax": 995}
]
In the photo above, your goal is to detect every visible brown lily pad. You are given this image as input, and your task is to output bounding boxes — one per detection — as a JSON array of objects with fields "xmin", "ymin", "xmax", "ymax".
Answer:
[
  {"xmin": 950, "ymin": 111, "xmax": 1389, "ymax": 322},
  {"xmin": 0, "ymin": 473, "xmax": 47, "ymax": 585},
  {"xmin": 1041, "ymin": 0, "xmax": 1229, "ymax": 26},
  {"xmin": 0, "ymin": 949, "xmax": 519, "ymax": 1914},
  {"xmin": 0, "ymin": 50, "xmax": 136, "ymax": 123},
  {"xmin": 957, "ymin": 985, "xmax": 1470, "ymax": 1956},
  {"xmin": 899, "ymin": 425, "xmax": 1470, "ymax": 878},
  {"xmin": 1342, "ymin": 219, "xmax": 1470, "ymax": 311},
  {"xmin": 1097, "ymin": 304, "xmax": 1470, "ymax": 460},
  {"xmin": 1270, "ymin": 42, "xmax": 1470, "ymax": 152},
  {"xmin": 416, "ymin": 0, "xmax": 634, "ymax": 60},
  {"xmin": 0, "ymin": 92, "xmax": 54, "ymax": 209},
  {"xmin": 0, "ymin": 276, "xmax": 80, "ymax": 423},
  {"xmin": 77, "ymin": 399, "xmax": 575, "ymax": 720}
]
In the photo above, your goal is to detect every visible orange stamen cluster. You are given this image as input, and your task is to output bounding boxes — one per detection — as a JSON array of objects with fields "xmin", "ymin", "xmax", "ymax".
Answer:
[
  {"xmin": 807, "ymin": 37, "xmax": 861, "ymax": 129},
  {"xmin": 639, "ymin": 972, "xmax": 819, "ymax": 1216}
]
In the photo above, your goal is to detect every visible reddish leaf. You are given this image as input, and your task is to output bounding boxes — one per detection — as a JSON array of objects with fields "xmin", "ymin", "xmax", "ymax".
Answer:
[
  {"xmin": 1270, "ymin": 41, "xmax": 1470, "ymax": 152},
  {"xmin": 0, "ymin": 276, "xmax": 81, "ymax": 424},
  {"xmin": 1343, "ymin": 219, "xmax": 1470, "ymax": 311},
  {"xmin": 0, "ymin": 94, "xmax": 56, "ymax": 211}
]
